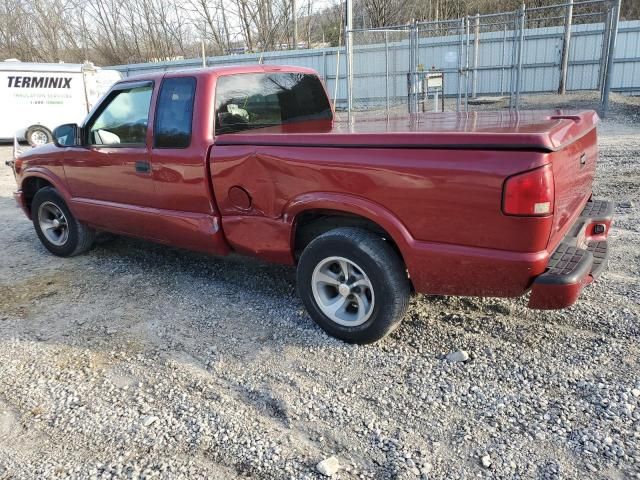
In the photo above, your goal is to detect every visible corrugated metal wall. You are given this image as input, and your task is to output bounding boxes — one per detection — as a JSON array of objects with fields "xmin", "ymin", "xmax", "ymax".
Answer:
[{"xmin": 109, "ymin": 20, "xmax": 640, "ymax": 106}]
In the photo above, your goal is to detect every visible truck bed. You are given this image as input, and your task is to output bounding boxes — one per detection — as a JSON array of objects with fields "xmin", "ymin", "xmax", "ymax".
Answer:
[
  {"xmin": 212, "ymin": 109, "xmax": 600, "ymax": 299},
  {"xmin": 215, "ymin": 110, "xmax": 599, "ymax": 152}
]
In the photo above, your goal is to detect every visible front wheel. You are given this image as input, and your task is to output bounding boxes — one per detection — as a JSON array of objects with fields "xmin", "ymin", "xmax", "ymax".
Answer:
[
  {"xmin": 297, "ymin": 227, "xmax": 410, "ymax": 344},
  {"xmin": 31, "ymin": 187, "xmax": 95, "ymax": 257}
]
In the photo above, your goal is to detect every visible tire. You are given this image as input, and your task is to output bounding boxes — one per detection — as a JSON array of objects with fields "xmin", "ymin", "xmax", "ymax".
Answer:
[
  {"xmin": 297, "ymin": 227, "xmax": 410, "ymax": 344},
  {"xmin": 31, "ymin": 187, "xmax": 95, "ymax": 257},
  {"xmin": 25, "ymin": 125, "xmax": 53, "ymax": 147}
]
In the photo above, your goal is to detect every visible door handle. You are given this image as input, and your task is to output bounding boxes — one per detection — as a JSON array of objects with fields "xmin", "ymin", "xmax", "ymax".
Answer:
[{"xmin": 135, "ymin": 160, "xmax": 151, "ymax": 173}]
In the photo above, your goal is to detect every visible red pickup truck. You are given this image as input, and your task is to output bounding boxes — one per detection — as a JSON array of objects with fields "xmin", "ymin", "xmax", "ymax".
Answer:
[{"xmin": 11, "ymin": 65, "xmax": 612, "ymax": 343}]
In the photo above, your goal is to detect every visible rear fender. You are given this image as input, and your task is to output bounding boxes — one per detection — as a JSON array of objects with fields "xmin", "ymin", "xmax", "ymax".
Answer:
[{"xmin": 285, "ymin": 192, "xmax": 414, "ymax": 257}]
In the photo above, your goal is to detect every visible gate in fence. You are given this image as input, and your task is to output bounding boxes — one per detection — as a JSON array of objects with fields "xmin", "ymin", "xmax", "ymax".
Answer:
[{"xmin": 345, "ymin": 0, "xmax": 622, "ymax": 119}]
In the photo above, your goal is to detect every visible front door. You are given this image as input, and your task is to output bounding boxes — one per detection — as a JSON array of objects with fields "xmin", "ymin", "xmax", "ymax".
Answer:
[{"xmin": 63, "ymin": 81, "xmax": 157, "ymax": 237}]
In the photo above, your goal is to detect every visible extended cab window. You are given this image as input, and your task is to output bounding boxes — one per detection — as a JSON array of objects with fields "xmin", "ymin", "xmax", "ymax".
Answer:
[
  {"xmin": 88, "ymin": 85, "xmax": 152, "ymax": 146},
  {"xmin": 214, "ymin": 72, "xmax": 332, "ymax": 135},
  {"xmin": 154, "ymin": 77, "xmax": 196, "ymax": 148}
]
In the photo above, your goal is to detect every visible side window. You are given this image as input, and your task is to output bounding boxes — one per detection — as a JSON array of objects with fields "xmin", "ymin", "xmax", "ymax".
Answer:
[
  {"xmin": 214, "ymin": 73, "xmax": 332, "ymax": 135},
  {"xmin": 154, "ymin": 77, "xmax": 196, "ymax": 149},
  {"xmin": 87, "ymin": 85, "xmax": 152, "ymax": 146}
]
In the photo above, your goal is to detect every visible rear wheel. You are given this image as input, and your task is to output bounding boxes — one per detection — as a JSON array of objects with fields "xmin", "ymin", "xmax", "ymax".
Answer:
[
  {"xmin": 297, "ymin": 227, "xmax": 410, "ymax": 344},
  {"xmin": 25, "ymin": 125, "xmax": 53, "ymax": 147},
  {"xmin": 32, "ymin": 187, "xmax": 95, "ymax": 257}
]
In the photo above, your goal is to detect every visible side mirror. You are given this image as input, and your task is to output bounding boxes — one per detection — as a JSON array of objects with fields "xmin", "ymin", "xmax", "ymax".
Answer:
[{"xmin": 53, "ymin": 123, "xmax": 81, "ymax": 147}]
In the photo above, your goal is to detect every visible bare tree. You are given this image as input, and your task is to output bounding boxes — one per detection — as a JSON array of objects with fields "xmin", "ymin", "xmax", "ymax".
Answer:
[{"xmin": 188, "ymin": 0, "xmax": 231, "ymax": 55}]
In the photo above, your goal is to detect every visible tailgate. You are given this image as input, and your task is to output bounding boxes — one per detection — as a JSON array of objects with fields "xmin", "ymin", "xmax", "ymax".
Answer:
[{"xmin": 548, "ymin": 124, "xmax": 598, "ymax": 251}]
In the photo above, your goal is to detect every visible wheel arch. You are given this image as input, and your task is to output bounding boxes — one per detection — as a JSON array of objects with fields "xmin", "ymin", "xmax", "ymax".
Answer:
[
  {"xmin": 20, "ymin": 171, "xmax": 70, "ymax": 217},
  {"xmin": 286, "ymin": 193, "xmax": 414, "ymax": 269}
]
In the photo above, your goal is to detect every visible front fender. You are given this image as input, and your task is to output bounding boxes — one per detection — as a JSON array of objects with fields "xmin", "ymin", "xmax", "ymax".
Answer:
[{"xmin": 19, "ymin": 167, "xmax": 74, "ymax": 217}]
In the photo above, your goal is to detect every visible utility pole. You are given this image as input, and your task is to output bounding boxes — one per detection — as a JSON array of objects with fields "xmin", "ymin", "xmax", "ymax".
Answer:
[
  {"xmin": 346, "ymin": 0, "xmax": 353, "ymax": 122},
  {"xmin": 558, "ymin": 0, "xmax": 573, "ymax": 94},
  {"xmin": 201, "ymin": 22, "xmax": 206, "ymax": 68},
  {"xmin": 307, "ymin": 0, "xmax": 312, "ymax": 48},
  {"xmin": 220, "ymin": 0, "xmax": 231, "ymax": 53},
  {"xmin": 293, "ymin": 0, "xmax": 298, "ymax": 49}
]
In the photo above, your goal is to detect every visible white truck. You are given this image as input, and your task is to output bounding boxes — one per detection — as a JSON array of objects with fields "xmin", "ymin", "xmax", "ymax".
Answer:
[{"xmin": 0, "ymin": 60, "xmax": 121, "ymax": 146}]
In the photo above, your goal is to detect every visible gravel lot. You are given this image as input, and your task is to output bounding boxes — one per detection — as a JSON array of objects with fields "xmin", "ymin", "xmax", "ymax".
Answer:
[{"xmin": 0, "ymin": 97, "xmax": 639, "ymax": 479}]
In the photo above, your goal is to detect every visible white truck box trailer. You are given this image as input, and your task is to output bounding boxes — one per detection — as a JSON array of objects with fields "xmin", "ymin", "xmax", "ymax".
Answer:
[{"xmin": 0, "ymin": 60, "xmax": 121, "ymax": 146}]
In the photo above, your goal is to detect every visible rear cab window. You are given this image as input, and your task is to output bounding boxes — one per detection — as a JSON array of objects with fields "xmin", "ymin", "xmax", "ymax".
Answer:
[
  {"xmin": 154, "ymin": 77, "xmax": 197, "ymax": 148},
  {"xmin": 214, "ymin": 72, "xmax": 332, "ymax": 135}
]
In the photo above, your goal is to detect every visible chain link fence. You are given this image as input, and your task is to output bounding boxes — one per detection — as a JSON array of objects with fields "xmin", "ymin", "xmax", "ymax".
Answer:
[
  {"xmin": 345, "ymin": 0, "xmax": 622, "ymax": 119},
  {"xmin": 349, "ymin": 27, "xmax": 413, "ymax": 114},
  {"xmin": 111, "ymin": 0, "xmax": 638, "ymax": 119}
]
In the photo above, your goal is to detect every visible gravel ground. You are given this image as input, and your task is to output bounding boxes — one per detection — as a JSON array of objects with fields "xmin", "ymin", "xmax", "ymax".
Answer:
[{"xmin": 0, "ymin": 96, "xmax": 639, "ymax": 480}]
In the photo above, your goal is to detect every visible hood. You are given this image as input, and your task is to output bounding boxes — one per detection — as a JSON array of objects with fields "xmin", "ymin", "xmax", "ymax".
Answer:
[{"xmin": 18, "ymin": 142, "xmax": 60, "ymax": 161}]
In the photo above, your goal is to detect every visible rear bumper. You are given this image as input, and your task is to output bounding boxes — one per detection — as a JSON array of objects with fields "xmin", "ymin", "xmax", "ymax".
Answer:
[{"xmin": 528, "ymin": 199, "xmax": 613, "ymax": 309}]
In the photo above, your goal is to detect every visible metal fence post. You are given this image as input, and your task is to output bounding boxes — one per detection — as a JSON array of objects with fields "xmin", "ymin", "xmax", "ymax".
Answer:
[
  {"xmin": 509, "ymin": 11, "xmax": 518, "ymax": 109},
  {"xmin": 465, "ymin": 16, "xmax": 471, "ymax": 112},
  {"xmin": 322, "ymin": 50, "xmax": 327, "ymax": 82},
  {"xmin": 413, "ymin": 20, "xmax": 420, "ymax": 113},
  {"xmin": 407, "ymin": 27, "xmax": 413, "ymax": 113},
  {"xmin": 408, "ymin": 21, "xmax": 419, "ymax": 115},
  {"xmin": 393, "ymin": 37, "xmax": 397, "ymax": 108},
  {"xmin": 515, "ymin": 3, "xmax": 526, "ymax": 110},
  {"xmin": 385, "ymin": 31, "xmax": 390, "ymax": 116},
  {"xmin": 457, "ymin": 17, "xmax": 464, "ymax": 112},
  {"xmin": 472, "ymin": 13, "xmax": 480, "ymax": 99},
  {"xmin": 345, "ymin": 0, "xmax": 354, "ymax": 122},
  {"xmin": 601, "ymin": 0, "xmax": 621, "ymax": 117},
  {"xmin": 558, "ymin": 0, "xmax": 574, "ymax": 94},
  {"xmin": 413, "ymin": 22, "xmax": 417, "ymax": 114},
  {"xmin": 500, "ymin": 25, "xmax": 507, "ymax": 96},
  {"xmin": 598, "ymin": 7, "xmax": 613, "ymax": 93},
  {"xmin": 413, "ymin": 21, "xmax": 419, "ymax": 116},
  {"xmin": 333, "ymin": 47, "xmax": 341, "ymax": 111}
]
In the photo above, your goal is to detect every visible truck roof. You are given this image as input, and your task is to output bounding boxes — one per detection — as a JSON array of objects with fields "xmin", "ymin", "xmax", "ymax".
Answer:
[
  {"xmin": 0, "ymin": 60, "xmax": 114, "ymax": 73},
  {"xmin": 118, "ymin": 64, "xmax": 319, "ymax": 83}
]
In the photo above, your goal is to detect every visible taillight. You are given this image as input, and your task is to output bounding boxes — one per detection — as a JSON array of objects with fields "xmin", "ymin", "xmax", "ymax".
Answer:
[{"xmin": 502, "ymin": 165, "xmax": 555, "ymax": 216}]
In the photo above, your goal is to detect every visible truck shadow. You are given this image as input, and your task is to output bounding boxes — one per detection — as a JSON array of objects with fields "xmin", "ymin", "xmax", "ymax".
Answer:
[
  {"xmin": 3, "ymin": 213, "xmax": 617, "ymax": 368},
  {"xmin": 0, "ymin": 230, "xmax": 333, "ymax": 363}
]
